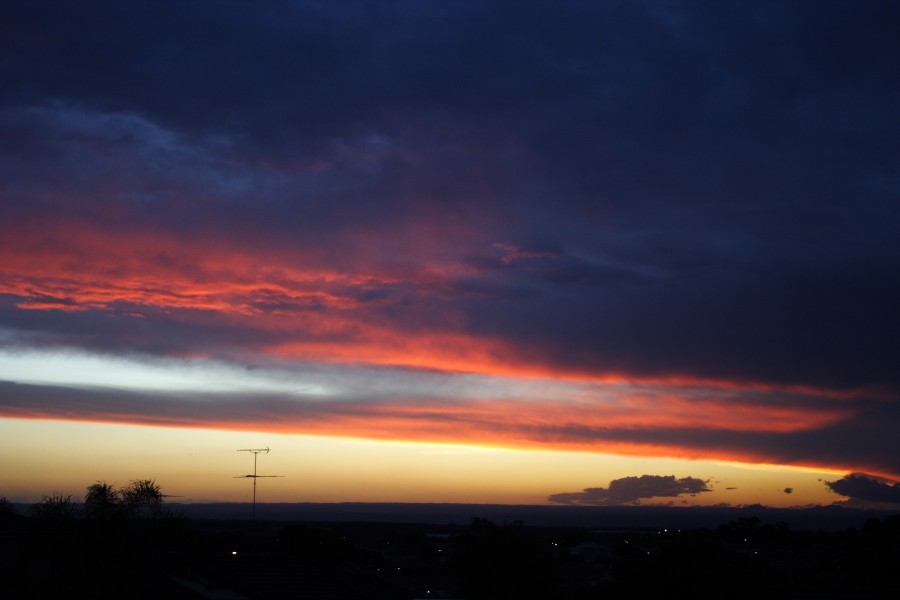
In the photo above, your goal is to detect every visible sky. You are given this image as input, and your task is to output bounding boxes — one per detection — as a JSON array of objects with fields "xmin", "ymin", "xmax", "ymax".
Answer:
[{"xmin": 1, "ymin": 1, "xmax": 898, "ymax": 509}]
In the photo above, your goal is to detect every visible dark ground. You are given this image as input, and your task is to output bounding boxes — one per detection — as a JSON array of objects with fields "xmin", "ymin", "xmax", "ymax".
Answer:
[
  {"xmin": 1, "ymin": 502, "xmax": 898, "ymax": 599},
  {"xmin": 167, "ymin": 501, "xmax": 896, "ymax": 531}
]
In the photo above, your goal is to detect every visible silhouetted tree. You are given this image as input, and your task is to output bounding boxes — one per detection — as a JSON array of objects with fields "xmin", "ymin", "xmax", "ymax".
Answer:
[
  {"xmin": 121, "ymin": 478, "xmax": 164, "ymax": 518},
  {"xmin": 0, "ymin": 496, "xmax": 15, "ymax": 517},
  {"xmin": 84, "ymin": 481, "xmax": 124, "ymax": 522},
  {"xmin": 8, "ymin": 479, "xmax": 193, "ymax": 599},
  {"xmin": 29, "ymin": 492, "xmax": 80, "ymax": 523}
]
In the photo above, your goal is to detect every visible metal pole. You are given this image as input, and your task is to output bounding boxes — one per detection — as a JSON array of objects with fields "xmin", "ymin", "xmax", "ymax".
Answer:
[{"xmin": 235, "ymin": 447, "xmax": 282, "ymax": 522}]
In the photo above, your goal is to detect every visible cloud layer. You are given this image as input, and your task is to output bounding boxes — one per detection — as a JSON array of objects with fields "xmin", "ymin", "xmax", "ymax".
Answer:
[
  {"xmin": 549, "ymin": 475, "xmax": 711, "ymax": 506},
  {"xmin": 1, "ymin": 1, "xmax": 898, "ymax": 481},
  {"xmin": 826, "ymin": 474, "xmax": 900, "ymax": 505}
]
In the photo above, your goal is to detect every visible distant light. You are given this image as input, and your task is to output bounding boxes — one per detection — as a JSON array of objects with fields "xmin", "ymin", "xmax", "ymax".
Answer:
[{"xmin": 231, "ymin": 551, "xmax": 238, "ymax": 555}]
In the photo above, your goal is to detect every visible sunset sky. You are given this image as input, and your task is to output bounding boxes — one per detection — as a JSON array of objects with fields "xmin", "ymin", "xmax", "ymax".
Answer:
[{"xmin": 1, "ymin": 1, "xmax": 898, "ymax": 509}]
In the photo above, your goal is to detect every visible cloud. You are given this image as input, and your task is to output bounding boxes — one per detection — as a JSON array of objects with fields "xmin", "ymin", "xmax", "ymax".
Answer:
[
  {"xmin": 0, "ymin": 1, "xmax": 898, "ymax": 482},
  {"xmin": 548, "ymin": 475, "xmax": 711, "ymax": 506},
  {"xmin": 0, "ymin": 348, "xmax": 897, "ymax": 478},
  {"xmin": 825, "ymin": 474, "xmax": 900, "ymax": 504},
  {"xmin": 0, "ymin": 373, "xmax": 885, "ymax": 479}
]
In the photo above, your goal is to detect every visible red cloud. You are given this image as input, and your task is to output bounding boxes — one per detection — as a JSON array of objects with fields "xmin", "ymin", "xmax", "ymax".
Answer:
[
  {"xmin": 0, "ymin": 218, "xmax": 885, "ymax": 401},
  {"xmin": 1, "ymin": 375, "xmax": 878, "ymax": 479},
  {"xmin": 1, "ymin": 217, "xmax": 889, "ymax": 479}
]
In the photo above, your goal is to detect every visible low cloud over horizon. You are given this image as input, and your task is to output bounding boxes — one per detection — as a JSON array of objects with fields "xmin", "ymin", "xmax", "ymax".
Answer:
[
  {"xmin": 826, "ymin": 474, "xmax": 900, "ymax": 505},
  {"xmin": 549, "ymin": 475, "xmax": 712, "ymax": 506}
]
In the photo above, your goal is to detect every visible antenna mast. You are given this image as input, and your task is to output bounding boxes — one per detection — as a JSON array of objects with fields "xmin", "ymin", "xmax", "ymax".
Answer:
[{"xmin": 235, "ymin": 447, "xmax": 283, "ymax": 520}]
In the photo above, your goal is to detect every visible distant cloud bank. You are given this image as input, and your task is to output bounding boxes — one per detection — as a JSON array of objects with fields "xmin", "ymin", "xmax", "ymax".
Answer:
[
  {"xmin": 826, "ymin": 474, "xmax": 900, "ymax": 504},
  {"xmin": 549, "ymin": 475, "xmax": 711, "ymax": 506}
]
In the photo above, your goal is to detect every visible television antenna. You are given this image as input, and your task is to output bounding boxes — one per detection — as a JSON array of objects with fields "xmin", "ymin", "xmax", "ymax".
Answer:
[{"xmin": 234, "ymin": 447, "xmax": 284, "ymax": 520}]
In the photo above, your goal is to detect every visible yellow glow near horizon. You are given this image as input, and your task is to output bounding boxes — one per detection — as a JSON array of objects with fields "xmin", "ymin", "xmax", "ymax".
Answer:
[{"xmin": 0, "ymin": 417, "xmax": 846, "ymax": 507}]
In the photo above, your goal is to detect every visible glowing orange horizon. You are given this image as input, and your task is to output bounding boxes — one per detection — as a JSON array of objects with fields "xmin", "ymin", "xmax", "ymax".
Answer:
[
  {"xmin": 1, "ymin": 382, "xmax": 885, "ymax": 480},
  {"xmin": 4, "ymin": 411, "xmax": 892, "ymax": 484}
]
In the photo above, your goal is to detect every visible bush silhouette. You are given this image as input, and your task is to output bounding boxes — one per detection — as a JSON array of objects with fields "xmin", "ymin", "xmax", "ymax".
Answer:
[
  {"xmin": 0, "ymin": 496, "xmax": 16, "ymax": 517},
  {"xmin": 121, "ymin": 478, "xmax": 164, "ymax": 518},
  {"xmin": 84, "ymin": 481, "xmax": 125, "ymax": 522},
  {"xmin": 28, "ymin": 492, "xmax": 80, "ymax": 524},
  {"xmin": 7, "ymin": 478, "xmax": 189, "ymax": 599}
]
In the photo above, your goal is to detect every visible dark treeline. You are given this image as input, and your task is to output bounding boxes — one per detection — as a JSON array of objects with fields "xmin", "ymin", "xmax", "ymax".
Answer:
[
  {"xmin": 1, "ymin": 482, "xmax": 194, "ymax": 599},
  {"xmin": 1, "ymin": 489, "xmax": 899, "ymax": 599}
]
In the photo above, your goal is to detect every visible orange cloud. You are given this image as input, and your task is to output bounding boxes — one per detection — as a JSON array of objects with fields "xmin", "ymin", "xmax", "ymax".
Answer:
[
  {"xmin": 3, "ymin": 216, "xmax": 889, "ymax": 481},
  {"xmin": 0, "ymin": 218, "xmax": 434, "ymax": 335},
  {"xmin": 0, "ymin": 373, "xmax": 870, "ymax": 479},
  {"xmin": 3, "ymin": 217, "xmax": 884, "ymax": 401},
  {"xmin": 4, "ymin": 405, "xmax": 870, "ymax": 480}
]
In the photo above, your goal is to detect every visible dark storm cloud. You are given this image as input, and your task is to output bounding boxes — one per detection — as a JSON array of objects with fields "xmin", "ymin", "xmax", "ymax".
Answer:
[
  {"xmin": 826, "ymin": 474, "xmax": 900, "ymax": 504},
  {"xmin": 1, "ymin": 1, "xmax": 899, "ymax": 475},
  {"xmin": 463, "ymin": 264, "xmax": 900, "ymax": 390},
  {"xmin": 548, "ymin": 475, "xmax": 711, "ymax": 506}
]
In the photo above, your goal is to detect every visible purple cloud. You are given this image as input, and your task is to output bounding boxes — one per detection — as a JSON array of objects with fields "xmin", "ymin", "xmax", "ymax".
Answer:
[
  {"xmin": 826, "ymin": 474, "xmax": 900, "ymax": 504},
  {"xmin": 549, "ymin": 475, "xmax": 711, "ymax": 506}
]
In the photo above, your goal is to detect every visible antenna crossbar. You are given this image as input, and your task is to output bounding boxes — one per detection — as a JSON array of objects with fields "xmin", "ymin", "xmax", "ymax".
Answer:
[{"xmin": 234, "ymin": 447, "xmax": 283, "ymax": 520}]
